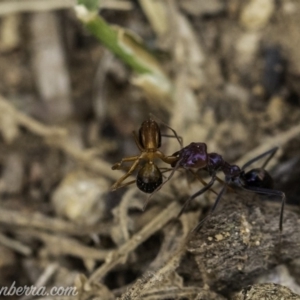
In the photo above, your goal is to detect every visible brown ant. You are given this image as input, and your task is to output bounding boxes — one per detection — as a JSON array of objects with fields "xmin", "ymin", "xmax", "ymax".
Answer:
[
  {"xmin": 111, "ymin": 117, "xmax": 182, "ymax": 195},
  {"xmin": 168, "ymin": 144, "xmax": 285, "ymax": 232}
]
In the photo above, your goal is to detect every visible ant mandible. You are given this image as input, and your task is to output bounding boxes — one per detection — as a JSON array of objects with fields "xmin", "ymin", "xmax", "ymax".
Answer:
[
  {"xmin": 111, "ymin": 117, "xmax": 182, "ymax": 195},
  {"xmin": 169, "ymin": 143, "xmax": 285, "ymax": 232}
]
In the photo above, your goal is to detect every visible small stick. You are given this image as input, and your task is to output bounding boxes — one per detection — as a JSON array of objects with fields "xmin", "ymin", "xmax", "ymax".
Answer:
[{"xmin": 88, "ymin": 201, "xmax": 181, "ymax": 283}]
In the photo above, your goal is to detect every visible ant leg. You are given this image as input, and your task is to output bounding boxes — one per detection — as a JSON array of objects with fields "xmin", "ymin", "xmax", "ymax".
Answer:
[
  {"xmin": 112, "ymin": 156, "xmax": 140, "ymax": 170},
  {"xmin": 188, "ymin": 170, "xmax": 219, "ymax": 196},
  {"xmin": 159, "ymin": 167, "xmax": 173, "ymax": 172},
  {"xmin": 142, "ymin": 161, "xmax": 182, "ymax": 210},
  {"xmin": 160, "ymin": 168, "xmax": 179, "ymax": 178},
  {"xmin": 115, "ymin": 179, "xmax": 136, "ymax": 189},
  {"xmin": 188, "ymin": 169, "xmax": 210, "ymax": 190},
  {"xmin": 193, "ymin": 184, "xmax": 228, "ymax": 232},
  {"xmin": 111, "ymin": 158, "xmax": 141, "ymax": 191},
  {"xmin": 240, "ymin": 185, "xmax": 285, "ymax": 232},
  {"xmin": 161, "ymin": 134, "xmax": 183, "ymax": 148},
  {"xmin": 241, "ymin": 147, "xmax": 278, "ymax": 171},
  {"xmin": 188, "ymin": 171, "xmax": 232, "ymax": 195},
  {"xmin": 178, "ymin": 175, "xmax": 217, "ymax": 218},
  {"xmin": 155, "ymin": 151, "xmax": 179, "ymax": 166},
  {"xmin": 214, "ymin": 175, "xmax": 235, "ymax": 193},
  {"xmin": 260, "ymin": 147, "xmax": 279, "ymax": 169}
]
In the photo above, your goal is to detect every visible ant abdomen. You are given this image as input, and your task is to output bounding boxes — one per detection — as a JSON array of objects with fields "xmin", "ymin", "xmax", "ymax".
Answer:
[
  {"xmin": 136, "ymin": 163, "xmax": 163, "ymax": 193},
  {"xmin": 242, "ymin": 168, "xmax": 274, "ymax": 189}
]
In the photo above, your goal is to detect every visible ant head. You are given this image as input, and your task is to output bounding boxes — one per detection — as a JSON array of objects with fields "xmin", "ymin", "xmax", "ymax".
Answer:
[
  {"xmin": 139, "ymin": 119, "xmax": 161, "ymax": 149},
  {"xmin": 175, "ymin": 143, "xmax": 208, "ymax": 169},
  {"xmin": 136, "ymin": 162, "xmax": 163, "ymax": 194}
]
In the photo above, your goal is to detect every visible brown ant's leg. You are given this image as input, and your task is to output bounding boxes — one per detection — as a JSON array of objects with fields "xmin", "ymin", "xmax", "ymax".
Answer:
[
  {"xmin": 215, "ymin": 176, "xmax": 224, "ymax": 184},
  {"xmin": 241, "ymin": 147, "xmax": 278, "ymax": 171},
  {"xmin": 188, "ymin": 169, "xmax": 208, "ymax": 188},
  {"xmin": 113, "ymin": 165, "xmax": 134, "ymax": 172},
  {"xmin": 178, "ymin": 174, "xmax": 217, "ymax": 218},
  {"xmin": 194, "ymin": 174, "xmax": 232, "ymax": 197},
  {"xmin": 149, "ymin": 113, "xmax": 183, "ymax": 148},
  {"xmin": 240, "ymin": 185, "xmax": 285, "ymax": 232},
  {"xmin": 113, "ymin": 179, "xmax": 136, "ymax": 189},
  {"xmin": 188, "ymin": 169, "xmax": 218, "ymax": 196},
  {"xmin": 111, "ymin": 158, "xmax": 141, "ymax": 191},
  {"xmin": 112, "ymin": 156, "xmax": 140, "ymax": 170},
  {"xmin": 156, "ymin": 151, "xmax": 179, "ymax": 166},
  {"xmin": 193, "ymin": 183, "xmax": 228, "ymax": 232}
]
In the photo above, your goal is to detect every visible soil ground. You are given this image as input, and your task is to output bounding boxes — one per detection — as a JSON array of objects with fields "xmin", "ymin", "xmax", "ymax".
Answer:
[{"xmin": 0, "ymin": 1, "xmax": 300, "ymax": 299}]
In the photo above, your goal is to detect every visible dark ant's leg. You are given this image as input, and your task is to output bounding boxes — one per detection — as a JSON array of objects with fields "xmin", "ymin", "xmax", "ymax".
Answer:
[
  {"xmin": 111, "ymin": 157, "xmax": 141, "ymax": 190},
  {"xmin": 212, "ymin": 174, "xmax": 235, "ymax": 193},
  {"xmin": 241, "ymin": 147, "xmax": 278, "ymax": 171},
  {"xmin": 142, "ymin": 161, "xmax": 182, "ymax": 210},
  {"xmin": 159, "ymin": 167, "xmax": 181, "ymax": 178},
  {"xmin": 240, "ymin": 185, "xmax": 285, "ymax": 232},
  {"xmin": 149, "ymin": 113, "xmax": 183, "ymax": 148},
  {"xmin": 187, "ymin": 170, "xmax": 232, "ymax": 196},
  {"xmin": 178, "ymin": 175, "xmax": 217, "ymax": 218},
  {"xmin": 187, "ymin": 169, "xmax": 218, "ymax": 195},
  {"xmin": 161, "ymin": 134, "xmax": 183, "ymax": 148},
  {"xmin": 192, "ymin": 184, "xmax": 228, "ymax": 232},
  {"xmin": 189, "ymin": 171, "xmax": 220, "ymax": 196}
]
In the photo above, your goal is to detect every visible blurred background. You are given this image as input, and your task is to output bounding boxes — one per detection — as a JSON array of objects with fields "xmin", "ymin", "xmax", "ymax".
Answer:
[{"xmin": 0, "ymin": 0, "xmax": 300, "ymax": 299}]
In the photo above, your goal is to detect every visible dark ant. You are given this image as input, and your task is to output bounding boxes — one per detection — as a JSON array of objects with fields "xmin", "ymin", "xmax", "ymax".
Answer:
[
  {"xmin": 168, "ymin": 143, "xmax": 285, "ymax": 232},
  {"xmin": 111, "ymin": 117, "xmax": 182, "ymax": 194}
]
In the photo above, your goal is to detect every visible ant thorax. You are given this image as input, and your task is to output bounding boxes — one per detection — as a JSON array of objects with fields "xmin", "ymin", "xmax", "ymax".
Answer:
[
  {"xmin": 175, "ymin": 142, "xmax": 208, "ymax": 169},
  {"xmin": 207, "ymin": 153, "xmax": 224, "ymax": 171}
]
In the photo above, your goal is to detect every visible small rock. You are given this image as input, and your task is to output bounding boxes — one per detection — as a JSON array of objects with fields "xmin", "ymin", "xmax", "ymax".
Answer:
[
  {"xmin": 52, "ymin": 171, "xmax": 109, "ymax": 225},
  {"xmin": 240, "ymin": 0, "xmax": 275, "ymax": 31}
]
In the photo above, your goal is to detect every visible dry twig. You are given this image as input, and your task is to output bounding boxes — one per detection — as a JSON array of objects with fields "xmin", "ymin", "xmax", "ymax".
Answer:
[
  {"xmin": 0, "ymin": 95, "xmax": 126, "ymax": 181},
  {"xmin": 0, "ymin": 207, "xmax": 112, "ymax": 236},
  {"xmin": 0, "ymin": 232, "xmax": 32, "ymax": 256},
  {"xmin": 88, "ymin": 201, "xmax": 182, "ymax": 283},
  {"xmin": 15, "ymin": 229, "xmax": 111, "ymax": 261}
]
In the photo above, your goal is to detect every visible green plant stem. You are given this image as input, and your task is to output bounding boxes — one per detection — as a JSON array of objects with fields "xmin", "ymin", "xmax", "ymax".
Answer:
[{"xmin": 75, "ymin": 2, "xmax": 172, "ymax": 98}]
